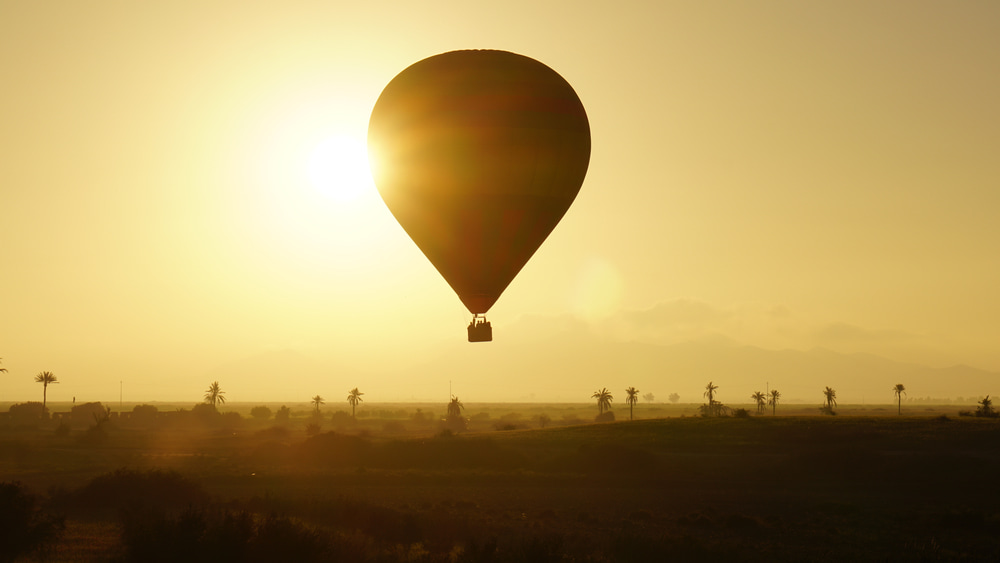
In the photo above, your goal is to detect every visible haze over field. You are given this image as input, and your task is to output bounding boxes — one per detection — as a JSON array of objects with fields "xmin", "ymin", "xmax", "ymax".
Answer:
[{"xmin": 2, "ymin": 2, "xmax": 998, "ymax": 403}]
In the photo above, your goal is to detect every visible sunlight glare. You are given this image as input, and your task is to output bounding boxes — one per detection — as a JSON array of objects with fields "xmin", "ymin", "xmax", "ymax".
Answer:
[{"xmin": 306, "ymin": 134, "xmax": 374, "ymax": 202}]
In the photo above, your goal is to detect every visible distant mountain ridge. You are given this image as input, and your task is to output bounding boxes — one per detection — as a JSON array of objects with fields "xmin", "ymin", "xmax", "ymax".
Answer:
[
  {"xmin": 402, "ymin": 318, "xmax": 1000, "ymax": 404},
  {"xmin": 202, "ymin": 319, "xmax": 999, "ymax": 404}
]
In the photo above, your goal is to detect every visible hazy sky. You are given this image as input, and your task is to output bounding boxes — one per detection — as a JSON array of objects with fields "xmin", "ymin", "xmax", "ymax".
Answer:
[{"xmin": 2, "ymin": 2, "xmax": 998, "ymax": 404}]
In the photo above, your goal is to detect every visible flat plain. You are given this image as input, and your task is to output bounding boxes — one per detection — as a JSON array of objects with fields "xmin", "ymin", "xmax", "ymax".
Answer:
[{"xmin": 2, "ymin": 403, "xmax": 998, "ymax": 562}]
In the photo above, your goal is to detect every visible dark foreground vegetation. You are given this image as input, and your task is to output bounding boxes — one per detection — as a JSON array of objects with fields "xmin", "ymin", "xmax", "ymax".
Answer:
[{"xmin": 2, "ymin": 411, "xmax": 999, "ymax": 562}]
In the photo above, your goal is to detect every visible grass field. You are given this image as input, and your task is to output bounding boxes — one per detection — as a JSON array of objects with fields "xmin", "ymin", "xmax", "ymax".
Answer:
[{"xmin": 2, "ymin": 404, "xmax": 998, "ymax": 562}]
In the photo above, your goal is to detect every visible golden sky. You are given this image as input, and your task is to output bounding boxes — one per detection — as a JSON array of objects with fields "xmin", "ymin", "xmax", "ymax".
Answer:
[{"xmin": 2, "ymin": 2, "xmax": 998, "ymax": 404}]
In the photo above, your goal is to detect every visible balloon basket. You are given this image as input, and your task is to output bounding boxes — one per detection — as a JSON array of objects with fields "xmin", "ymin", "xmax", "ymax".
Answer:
[{"xmin": 468, "ymin": 317, "xmax": 493, "ymax": 342}]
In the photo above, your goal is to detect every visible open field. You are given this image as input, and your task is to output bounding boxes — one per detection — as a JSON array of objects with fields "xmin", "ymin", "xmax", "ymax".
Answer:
[{"xmin": 2, "ymin": 405, "xmax": 999, "ymax": 562}]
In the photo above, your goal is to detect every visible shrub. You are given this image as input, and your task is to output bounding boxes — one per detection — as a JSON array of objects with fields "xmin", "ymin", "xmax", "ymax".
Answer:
[
  {"xmin": 250, "ymin": 406, "xmax": 272, "ymax": 420},
  {"xmin": 595, "ymin": 411, "xmax": 616, "ymax": 423},
  {"xmin": 0, "ymin": 482, "xmax": 64, "ymax": 562},
  {"xmin": 8, "ymin": 402, "xmax": 45, "ymax": 425},
  {"xmin": 699, "ymin": 404, "xmax": 731, "ymax": 418},
  {"xmin": 537, "ymin": 414, "xmax": 551, "ymax": 428},
  {"xmin": 131, "ymin": 404, "xmax": 159, "ymax": 426},
  {"xmin": 733, "ymin": 408, "xmax": 751, "ymax": 418},
  {"xmin": 275, "ymin": 406, "xmax": 291, "ymax": 423},
  {"xmin": 191, "ymin": 403, "xmax": 219, "ymax": 419},
  {"xmin": 54, "ymin": 468, "xmax": 209, "ymax": 518},
  {"xmin": 71, "ymin": 402, "xmax": 108, "ymax": 427},
  {"xmin": 444, "ymin": 414, "xmax": 468, "ymax": 432},
  {"xmin": 220, "ymin": 411, "xmax": 244, "ymax": 429},
  {"xmin": 117, "ymin": 507, "xmax": 334, "ymax": 563},
  {"xmin": 330, "ymin": 411, "xmax": 353, "ymax": 427}
]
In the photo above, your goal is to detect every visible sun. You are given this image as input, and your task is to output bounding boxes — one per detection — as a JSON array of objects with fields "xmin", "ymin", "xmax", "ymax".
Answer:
[{"xmin": 305, "ymin": 134, "xmax": 374, "ymax": 202}]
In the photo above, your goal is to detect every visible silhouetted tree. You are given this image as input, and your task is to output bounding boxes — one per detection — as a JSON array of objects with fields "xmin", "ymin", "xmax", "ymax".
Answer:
[
  {"xmin": 768, "ymin": 389, "xmax": 781, "ymax": 416},
  {"xmin": 976, "ymin": 396, "xmax": 997, "ymax": 418},
  {"xmin": 203, "ymin": 381, "xmax": 225, "ymax": 407},
  {"xmin": 447, "ymin": 395, "xmax": 464, "ymax": 417},
  {"xmin": 642, "ymin": 392, "xmax": 655, "ymax": 403},
  {"xmin": 311, "ymin": 395, "xmax": 325, "ymax": 413},
  {"xmin": 34, "ymin": 371, "xmax": 57, "ymax": 416},
  {"xmin": 0, "ymin": 481, "xmax": 64, "ymax": 561},
  {"xmin": 250, "ymin": 406, "xmax": 272, "ymax": 420},
  {"xmin": 703, "ymin": 382, "xmax": 719, "ymax": 407},
  {"xmin": 893, "ymin": 384, "xmax": 906, "ymax": 415},
  {"xmin": 822, "ymin": 386, "xmax": 837, "ymax": 414},
  {"xmin": 752, "ymin": 391, "xmax": 767, "ymax": 415},
  {"xmin": 668, "ymin": 393, "xmax": 680, "ymax": 404},
  {"xmin": 625, "ymin": 387, "xmax": 639, "ymax": 420},
  {"xmin": 592, "ymin": 388, "xmax": 613, "ymax": 415},
  {"xmin": 275, "ymin": 405, "xmax": 291, "ymax": 423},
  {"xmin": 347, "ymin": 387, "xmax": 364, "ymax": 418}
]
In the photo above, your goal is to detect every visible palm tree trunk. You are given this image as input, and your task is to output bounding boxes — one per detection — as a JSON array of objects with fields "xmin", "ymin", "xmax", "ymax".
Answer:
[
  {"xmin": 630, "ymin": 404, "xmax": 633, "ymax": 421},
  {"xmin": 42, "ymin": 383, "xmax": 48, "ymax": 416}
]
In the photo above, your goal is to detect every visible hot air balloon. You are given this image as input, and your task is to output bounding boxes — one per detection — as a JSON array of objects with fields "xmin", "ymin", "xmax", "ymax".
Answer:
[{"xmin": 368, "ymin": 50, "xmax": 591, "ymax": 341}]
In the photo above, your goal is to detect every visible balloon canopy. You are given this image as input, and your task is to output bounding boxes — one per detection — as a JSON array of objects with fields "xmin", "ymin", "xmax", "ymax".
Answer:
[{"xmin": 368, "ymin": 50, "xmax": 591, "ymax": 326}]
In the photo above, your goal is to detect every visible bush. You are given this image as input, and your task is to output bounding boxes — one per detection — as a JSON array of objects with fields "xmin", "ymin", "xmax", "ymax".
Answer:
[
  {"xmin": 0, "ymin": 482, "xmax": 64, "ymax": 562},
  {"xmin": 595, "ymin": 411, "xmax": 616, "ymax": 423},
  {"xmin": 131, "ymin": 404, "xmax": 159, "ymax": 426},
  {"xmin": 191, "ymin": 403, "xmax": 219, "ymax": 420},
  {"xmin": 220, "ymin": 411, "xmax": 244, "ymax": 429},
  {"xmin": 8, "ymin": 402, "xmax": 45, "ymax": 425},
  {"xmin": 54, "ymin": 468, "xmax": 209, "ymax": 518},
  {"xmin": 118, "ymin": 507, "xmax": 336, "ymax": 563},
  {"xmin": 250, "ymin": 406, "xmax": 272, "ymax": 420},
  {"xmin": 733, "ymin": 408, "xmax": 751, "ymax": 418},
  {"xmin": 71, "ymin": 402, "xmax": 108, "ymax": 427},
  {"xmin": 444, "ymin": 414, "xmax": 468, "ymax": 432},
  {"xmin": 275, "ymin": 406, "xmax": 291, "ymax": 423},
  {"xmin": 330, "ymin": 411, "xmax": 353, "ymax": 427},
  {"xmin": 699, "ymin": 404, "xmax": 731, "ymax": 418}
]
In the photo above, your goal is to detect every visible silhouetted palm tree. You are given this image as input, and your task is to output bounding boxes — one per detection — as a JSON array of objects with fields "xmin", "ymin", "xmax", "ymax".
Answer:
[
  {"xmin": 823, "ymin": 386, "xmax": 837, "ymax": 412},
  {"xmin": 34, "ymin": 371, "xmax": 57, "ymax": 415},
  {"xmin": 768, "ymin": 389, "xmax": 781, "ymax": 416},
  {"xmin": 311, "ymin": 395, "xmax": 325, "ymax": 413},
  {"xmin": 592, "ymin": 388, "xmax": 613, "ymax": 415},
  {"xmin": 625, "ymin": 387, "xmax": 639, "ymax": 420},
  {"xmin": 447, "ymin": 395, "xmax": 464, "ymax": 417},
  {"xmin": 347, "ymin": 387, "xmax": 364, "ymax": 418},
  {"xmin": 703, "ymin": 382, "xmax": 719, "ymax": 406},
  {"xmin": 752, "ymin": 391, "xmax": 767, "ymax": 415},
  {"xmin": 0, "ymin": 358, "xmax": 7, "ymax": 373},
  {"xmin": 204, "ymin": 381, "xmax": 225, "ymax": 407},
  {"xmin": 893, "ymin": 383, "xmax": 906, "ymax": 415}
]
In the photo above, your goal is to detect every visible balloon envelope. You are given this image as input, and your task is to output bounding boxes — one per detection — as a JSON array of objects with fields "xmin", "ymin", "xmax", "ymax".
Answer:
[{"xmin": 368, "ymin": 50, "xmax": 591, "ymax": 314}]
